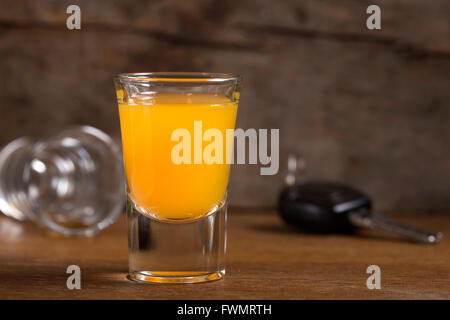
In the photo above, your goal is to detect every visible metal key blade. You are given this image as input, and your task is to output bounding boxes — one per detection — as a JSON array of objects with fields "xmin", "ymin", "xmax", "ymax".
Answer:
[{"xmin": 348, "ymin": 209, "xmax": 442, "ymax": 244}]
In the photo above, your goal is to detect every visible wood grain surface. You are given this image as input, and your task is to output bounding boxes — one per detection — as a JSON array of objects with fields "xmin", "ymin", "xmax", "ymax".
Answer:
[{"xmin": 0, "ymin": 210, "xmax": 449, "ymax": 300}]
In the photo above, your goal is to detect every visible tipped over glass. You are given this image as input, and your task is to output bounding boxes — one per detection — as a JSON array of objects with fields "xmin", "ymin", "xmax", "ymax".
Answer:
[{"xmin": 0, "ymin": 126, "xmax": 125, "ymax": 237}]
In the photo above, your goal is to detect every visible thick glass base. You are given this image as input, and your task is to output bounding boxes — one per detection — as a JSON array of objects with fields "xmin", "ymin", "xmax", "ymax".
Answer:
[
  {"xmin": 128, "ymin": 269, "xmax": 225, "ymax": 284},
  {"xmin": 127, "ymin": 196, "xmax": 227, "ymax": 284}
]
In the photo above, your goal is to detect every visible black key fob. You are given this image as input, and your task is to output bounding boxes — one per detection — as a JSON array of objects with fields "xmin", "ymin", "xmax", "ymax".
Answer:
[
  {"xmin": 278, "ymin": 155, "xmax": 442, "ymax": 243},
  {"xmin": 278, "ymin": 182, "xmax": 371, "ymax": 233}
]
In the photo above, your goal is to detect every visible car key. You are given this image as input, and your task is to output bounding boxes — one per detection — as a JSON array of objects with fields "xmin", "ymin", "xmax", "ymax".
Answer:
[{"xmin": 278, "ymin": 155, "xmax": 442, "ymax": 244}]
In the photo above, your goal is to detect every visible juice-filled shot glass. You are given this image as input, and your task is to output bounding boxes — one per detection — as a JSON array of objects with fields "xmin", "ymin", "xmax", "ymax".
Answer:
[{"xmin": 114, "ymin": 73, "xmax": 241, "ymax": 283}]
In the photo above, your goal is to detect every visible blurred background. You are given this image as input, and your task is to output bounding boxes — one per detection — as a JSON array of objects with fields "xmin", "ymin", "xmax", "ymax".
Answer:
[{"xmin": 0, "ymin": 0, "xmax": 449, "ymax": 215}]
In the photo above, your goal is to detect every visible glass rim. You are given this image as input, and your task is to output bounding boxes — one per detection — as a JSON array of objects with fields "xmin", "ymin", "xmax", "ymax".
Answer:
[{"xmin": 114, "ymin": 72, "xmax": 241, "ymax": 84}]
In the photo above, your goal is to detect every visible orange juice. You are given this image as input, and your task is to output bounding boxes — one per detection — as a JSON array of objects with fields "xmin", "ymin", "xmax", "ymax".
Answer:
[{"xmin": 118, "ymin": 92, "xmax": 238, "ymax": 220}]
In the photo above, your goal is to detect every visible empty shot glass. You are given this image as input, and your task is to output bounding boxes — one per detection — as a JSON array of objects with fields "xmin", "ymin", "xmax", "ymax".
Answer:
[
  {"xmin": 0, "ymin": 126, "xmax": 125, "ymax": 236},
  {"xmin": 114, "ymin": 72, "xmax": 241, "ymax": 283}
]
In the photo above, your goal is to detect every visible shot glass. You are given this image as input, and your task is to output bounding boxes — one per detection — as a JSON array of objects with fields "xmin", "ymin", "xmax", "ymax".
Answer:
[
  {"xmin": 0, "ymin": 126, "xmax": 125, "ymax": 236},
  {"xmin": 114, "ymin": 72, "xmax": 241, "ymax": 283}
]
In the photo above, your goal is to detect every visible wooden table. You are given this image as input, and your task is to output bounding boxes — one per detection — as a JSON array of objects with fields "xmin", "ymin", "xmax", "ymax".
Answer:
[{"xmin": 0, "ymin": 210, "xmax": 449, "ymax": 299}]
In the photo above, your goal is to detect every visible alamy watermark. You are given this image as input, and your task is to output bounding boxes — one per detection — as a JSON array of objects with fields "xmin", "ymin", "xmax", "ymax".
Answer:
[
  {"xmin": 366, "ymin": 5, "xmax": 381, "ymax": 30},
  {"xmin": 171, "ymin": 121, "xmax": 279, "ymax": 175},
  {"xmin": 66, "ymin": 5, "xmax": 81, "ymax": 30},
  {"xmin": 66, "ymin": 264, "xmax": 81, "ymax": 289},
  {"xmin": 366, "ymin": 265, "xmax": 381, "ymax": 290}
]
